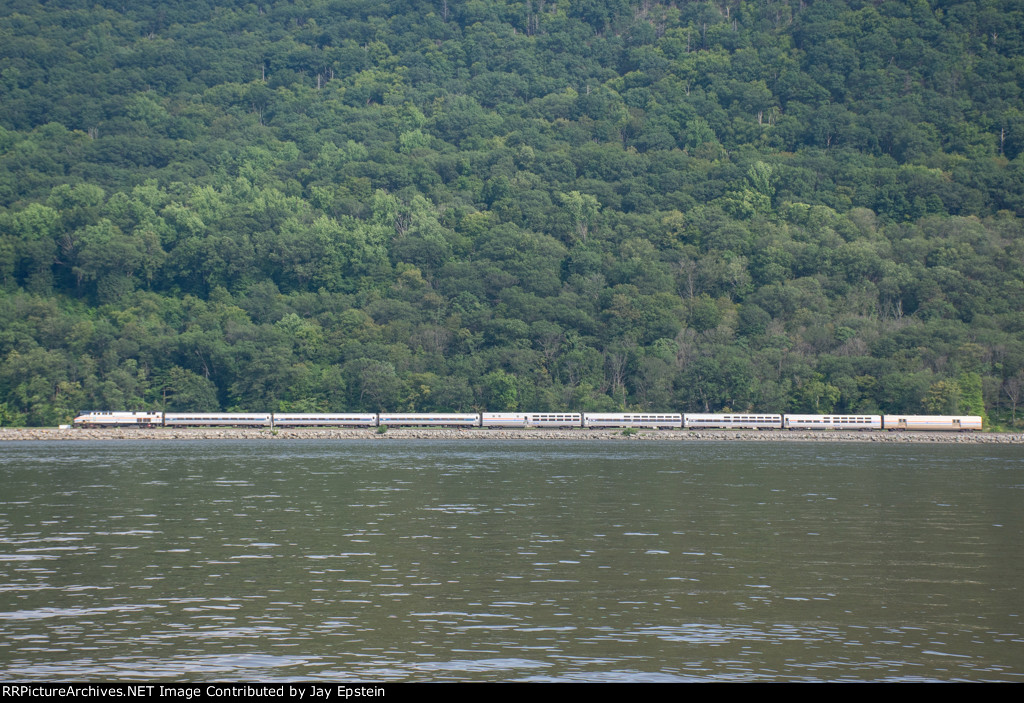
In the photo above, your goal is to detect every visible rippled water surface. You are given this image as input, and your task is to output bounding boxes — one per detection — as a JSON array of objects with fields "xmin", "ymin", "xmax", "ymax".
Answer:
[{"xmin": 1, "ymin": 440, "xmax": 1022, "ymax": 681}]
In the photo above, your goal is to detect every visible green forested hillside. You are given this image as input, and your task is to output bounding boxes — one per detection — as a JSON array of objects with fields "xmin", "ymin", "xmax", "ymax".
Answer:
[{"xmin": 1, "ymin": 0, "xmax": 1023, "ymax": 426}]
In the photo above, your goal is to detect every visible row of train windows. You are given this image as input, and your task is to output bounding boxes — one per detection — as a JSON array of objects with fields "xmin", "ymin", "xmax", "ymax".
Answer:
[
  {"xmin": 696, "ymin": 417, "xmax": 776, "ymax": 421},
  {"xmin": 795, "ymin": 418, "xmax": 873, "ymax": 423}
]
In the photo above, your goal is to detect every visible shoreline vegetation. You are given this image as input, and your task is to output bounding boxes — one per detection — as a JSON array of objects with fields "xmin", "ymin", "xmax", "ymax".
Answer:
[{"xmin": 1, "ymin": 427, "xmax": 1020, "ymax": 443}]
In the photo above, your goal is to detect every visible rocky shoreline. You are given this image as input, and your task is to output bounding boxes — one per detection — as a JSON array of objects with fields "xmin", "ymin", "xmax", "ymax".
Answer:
[{"xmin": 1, "ymin": 427, "xmax": 1021, "ymax": 443}]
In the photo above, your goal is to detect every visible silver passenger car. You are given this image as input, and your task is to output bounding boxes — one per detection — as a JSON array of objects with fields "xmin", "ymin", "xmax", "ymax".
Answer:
[
  {"xmin": 583, "ymin": 413, "xmax": 682, "ymax": 429},
  {"xmin": 783, "ymin": 414, "xmax": 882, "ymax": 430},
  {"xmin": 684, "ymin": 414, "xmax": 782, "ymax": 430}
]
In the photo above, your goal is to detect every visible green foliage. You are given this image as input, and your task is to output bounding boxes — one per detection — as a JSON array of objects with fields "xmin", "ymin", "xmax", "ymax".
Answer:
[{"xmin": 796, "ymin": 376, "xmax": 842, "ymax": 415}]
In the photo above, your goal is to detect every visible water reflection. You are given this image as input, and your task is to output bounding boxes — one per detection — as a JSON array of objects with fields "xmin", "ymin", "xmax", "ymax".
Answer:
[{"xmin": 0, "ymin": 440, "xmax": 1021, "ymax": 681}]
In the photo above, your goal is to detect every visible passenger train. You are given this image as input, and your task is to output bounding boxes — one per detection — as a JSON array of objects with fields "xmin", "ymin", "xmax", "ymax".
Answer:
[{"xmin": 72, "ymin": 411, "xmax": 984, "ymax": 432}]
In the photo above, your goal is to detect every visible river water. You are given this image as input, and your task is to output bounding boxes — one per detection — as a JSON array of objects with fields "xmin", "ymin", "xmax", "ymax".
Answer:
[{"xmin": 0, "ymin": 440, "xmax": 1021, "ymax": 682}]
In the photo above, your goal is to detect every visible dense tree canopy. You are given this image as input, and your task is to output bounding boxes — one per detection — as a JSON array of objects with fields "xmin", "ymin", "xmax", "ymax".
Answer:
[{"xmin": 2, "ymin": 0, "xmax": 1024, "ymax": 426}]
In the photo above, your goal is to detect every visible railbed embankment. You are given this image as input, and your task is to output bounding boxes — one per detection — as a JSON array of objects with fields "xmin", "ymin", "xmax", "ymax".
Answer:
[{"xmin": 1, "ymin": 427, "xmax": 1021, "ymax": 443}]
